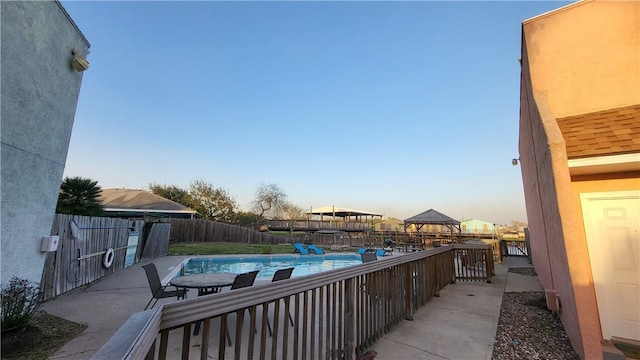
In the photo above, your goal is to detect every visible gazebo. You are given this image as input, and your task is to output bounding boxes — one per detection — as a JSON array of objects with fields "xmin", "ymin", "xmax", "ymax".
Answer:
[{"xmin": 403, "ymin": 209, "xmax": 461, "ymax": 242}]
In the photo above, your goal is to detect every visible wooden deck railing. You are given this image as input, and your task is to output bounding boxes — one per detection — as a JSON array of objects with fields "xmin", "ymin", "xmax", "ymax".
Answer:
[
  {"xmin": 93, "ymin": 244, "xmax": 493, "ymax": 360},
  {"xmin": 267, "ymin": 220, "xmax": 373, "ymax": 232}
]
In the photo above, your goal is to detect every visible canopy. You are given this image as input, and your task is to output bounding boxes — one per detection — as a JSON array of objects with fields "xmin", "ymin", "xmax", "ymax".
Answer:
[
  {"xmin": 403, "ymin": 209, "xmax": 461, "ymax": 234},
  {"xmin": 404, "ymin": 209, "xmax": 460, "ymax": 225},
  {"xmin": 307, "ymin": 206, "xmax": 382, "ymax": 218}
]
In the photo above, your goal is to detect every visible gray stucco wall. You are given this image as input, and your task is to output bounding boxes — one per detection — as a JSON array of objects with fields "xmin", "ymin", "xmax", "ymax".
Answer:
[{"xmin": 1, "ymin": 1, "xmax": 90, "ymax": 285}]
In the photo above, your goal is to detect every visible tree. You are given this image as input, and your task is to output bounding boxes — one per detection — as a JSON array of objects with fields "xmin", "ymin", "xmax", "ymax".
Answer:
[
  {"xmin": 276, "ymin": 202, "xmax": 306, "ymax": 220},
  {"xmin": 148, "ymin": 183, "xmax": 189, "ymax": 205},
  {"xmin": 56, "ymin": 176, "xmax": 104, "ymax": 216},
  {"xmin": 510, "ymin": 221, "xmax": 527, "ymax": 229},
  {"xmin": 186, "ymin": 180, "xmax": 237, "ymax": 222},
  {"xmin": 232, "ymin": 211, "xmax": 261, "ymax": 226},
  {"xmin": 251, "ymin": 183, "xmax": 287, "ymax": 221}
]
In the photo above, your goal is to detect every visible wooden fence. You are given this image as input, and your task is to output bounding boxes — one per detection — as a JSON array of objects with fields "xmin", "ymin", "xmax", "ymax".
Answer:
[
  {"xmin": 169, "ymin": 219, "xmax": 290, "ymax": 244},
  {"xmin": 141, "ymin": 222, "xmax": 171, "ymax": 260},
  {"xmin": 40, "ymin": 214, "xmax": 170, "ymax": 300}
]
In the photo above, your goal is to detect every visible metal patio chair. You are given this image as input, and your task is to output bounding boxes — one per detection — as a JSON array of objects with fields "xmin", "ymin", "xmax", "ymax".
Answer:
[
  {"xmin": 267, "ymin": 267, "xmax": 295, "ymax": 336},
  {"xmin": 142, "ymin": 263, "xmax": 187, "ymax": 310}
]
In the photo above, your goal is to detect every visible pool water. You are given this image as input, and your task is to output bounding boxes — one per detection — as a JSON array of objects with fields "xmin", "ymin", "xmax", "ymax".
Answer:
[{"xmin": 183, "ymin": 254, "xmax": 363, "ymax": 279}]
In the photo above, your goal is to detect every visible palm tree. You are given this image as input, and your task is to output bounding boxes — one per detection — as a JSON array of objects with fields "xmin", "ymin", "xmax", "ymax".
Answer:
[{"xmin": 56, "ymin": 177, "xmax": 104, "ymax": 216}]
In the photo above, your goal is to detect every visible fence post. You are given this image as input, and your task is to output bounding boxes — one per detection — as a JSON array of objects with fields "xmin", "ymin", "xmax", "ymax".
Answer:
[
  {"xmin": 485, "ymin": 247, "xmax": 494, "ymax": 283},
  {"xmin": 403, "ymin": 263, "xmax": 414, "ymax": 321},
  {"xmin": 345, "ymin": 278, "xmax": 355, "ymax": 360}
]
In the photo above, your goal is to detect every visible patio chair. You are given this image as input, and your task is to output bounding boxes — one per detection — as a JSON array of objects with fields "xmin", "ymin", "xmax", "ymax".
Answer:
[
  {"xmin": 361, "ymin": 252, "xmax": 378, "ymax": 263},
  {"xmin": 308, "ymin": 244, "xmax": 325, "ymax": 254},
  {"xmin": 356, "ymin": 248, "xmax": 367, "ymax": 255},
  {"xmin": 267, "ymin": 267, "xmax": 295, "ymax": 336},
  {"xmin": 225, "ymin": 270, "xmax": 260, "ymax": 346},
  {"xmin": 142, "ymin": 263, "xmax": 188, "ymax": 310},
  {"xmin": 293, "ymin": 242, "xmax": 310, "ymax": 255}
]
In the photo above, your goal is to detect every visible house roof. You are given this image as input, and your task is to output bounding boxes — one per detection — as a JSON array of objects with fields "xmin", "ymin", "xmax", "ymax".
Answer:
[
  {"xmin": 558, "ymin": 104, "xmax": 640, "ymax": 159},
  {"xmin": 307, "ymin": 206, "xmax": 382, "ymax": 218},
  {"xmin": 404, "ymin": 209, "xmax": 460, "ymax": 225},
  {"xmin": 99, "ymin": 189, "xmax": 197, "ymax": 215}
]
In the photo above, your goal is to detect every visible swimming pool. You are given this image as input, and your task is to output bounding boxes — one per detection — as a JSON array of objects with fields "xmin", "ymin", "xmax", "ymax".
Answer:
[{"xmin": 182, "ymin": 254, "xmax": 363, "ymax": 279}]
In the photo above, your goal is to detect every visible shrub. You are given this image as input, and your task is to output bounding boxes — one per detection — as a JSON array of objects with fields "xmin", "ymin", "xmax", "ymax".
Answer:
[{"xmin": 1, "ymin": 277, "xmax": 41, "ymax": 331}]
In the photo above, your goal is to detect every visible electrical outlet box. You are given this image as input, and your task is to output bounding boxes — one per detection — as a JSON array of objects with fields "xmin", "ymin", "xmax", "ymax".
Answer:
[{"xmin": 41, "ymin": 236, "xmax": 59, "ymax": 252}]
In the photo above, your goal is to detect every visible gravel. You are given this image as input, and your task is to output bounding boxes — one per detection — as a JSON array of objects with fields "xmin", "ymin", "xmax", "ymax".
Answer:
[{"xmin": 491, "ymin": 269, "xmax": 580, "ymax": 360}]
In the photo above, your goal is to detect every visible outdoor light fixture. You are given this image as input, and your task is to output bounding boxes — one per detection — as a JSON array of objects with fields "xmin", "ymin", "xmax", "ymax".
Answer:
[
  {"xmin": 512, "ymin": 158, "xmax": 520, "ymax": 166},
  {"xmin": 71, "ymin": 48, "xmax": 89, "ymax": 72}
]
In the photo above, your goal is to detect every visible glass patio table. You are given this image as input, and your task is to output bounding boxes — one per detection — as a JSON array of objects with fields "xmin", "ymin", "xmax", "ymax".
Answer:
[{"xmin": 170, "ymin": 272, "xmax": 238, "ymax": 296}]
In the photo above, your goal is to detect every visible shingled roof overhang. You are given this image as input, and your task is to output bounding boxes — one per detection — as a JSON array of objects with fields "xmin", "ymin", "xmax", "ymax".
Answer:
[{"xmin": 559, "ymin": 104, "xmax": 640, "ymax": 176}]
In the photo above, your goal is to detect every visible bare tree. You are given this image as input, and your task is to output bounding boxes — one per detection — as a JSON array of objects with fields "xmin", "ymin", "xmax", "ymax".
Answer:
[
  {"xmin": 251, "ymin": 183, "xmax": 286, "ymax": 221},
  {"xmin": 276, "ymin": 202, "xmax": 306, "ymax": 220}
]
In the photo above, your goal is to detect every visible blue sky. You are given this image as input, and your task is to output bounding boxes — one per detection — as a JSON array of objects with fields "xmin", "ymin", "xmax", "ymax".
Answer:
[{"xmin": 61, "ymin": 1, "xmax": 570, "ymax": 225}]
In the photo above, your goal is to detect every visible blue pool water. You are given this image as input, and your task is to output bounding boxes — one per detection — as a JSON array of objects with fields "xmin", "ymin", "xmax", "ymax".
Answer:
[{"xmin": 183, "ymin": 254, "xmax": 363, "ymax": 279}]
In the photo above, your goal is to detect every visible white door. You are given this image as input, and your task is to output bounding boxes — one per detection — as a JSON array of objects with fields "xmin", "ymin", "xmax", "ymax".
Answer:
[{"xmin": 581, "ymin": 190, "xmax": 640, "ymax": 341}]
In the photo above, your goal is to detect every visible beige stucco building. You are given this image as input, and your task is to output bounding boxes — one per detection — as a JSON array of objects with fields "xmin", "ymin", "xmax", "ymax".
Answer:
[{"xmin": 518, "ymin": 1, "xmax": 639, "ymax": 358}]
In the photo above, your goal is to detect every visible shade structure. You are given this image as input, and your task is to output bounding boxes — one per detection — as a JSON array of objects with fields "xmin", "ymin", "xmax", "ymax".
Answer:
[
  {"xmin": 307, "ymin": 206, "xmax": 382, "ymax": 218},
  {"xmin": 403, "ymin": 209, "xmax": 461, "ymax": 238}
]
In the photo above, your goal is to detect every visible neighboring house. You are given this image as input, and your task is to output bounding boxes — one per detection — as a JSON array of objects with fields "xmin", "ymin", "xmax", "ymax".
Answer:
[
  {"xmin": 99, "ymin": 189, "xmax": 199, "ymax": 219},
  {"xmin": 518, "ymin": 1, "xmax": 639, "ymax": 358},
  {"xmin": 460, "ymin": 219, "xmax": 495, "ymax": 235},
  {"xmin": 1, "ymin": 1, "xmax": 90, "ymax": 285}
]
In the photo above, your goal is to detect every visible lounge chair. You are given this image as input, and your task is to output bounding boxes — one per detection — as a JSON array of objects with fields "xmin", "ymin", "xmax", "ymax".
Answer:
[
  {"xmin": 356, "ymin": 248, "xmax": 367, "ymax": 255},
  {"xmin": 142, "ymin": 263, "xmax": 188, "ymax": 310},
  {"xmin": 308, "ymin": 244, "xmax": 325, "ymax": 254},
  {"xmin": 293, "ymin": 242, "xmax": 310, "ymax": 255},
  {"xmin": 267, "ymin": 268, "xmax": 295, "ymax": 336},
  {"xmin": 375, "ymin": 249, "xmax": 390, "ymax": 257}
]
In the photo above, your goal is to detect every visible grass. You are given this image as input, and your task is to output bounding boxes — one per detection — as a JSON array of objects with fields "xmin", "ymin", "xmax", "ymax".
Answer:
[{"xmin": 168, "ymin": 242, "xmax": 299, "ymax": 255}]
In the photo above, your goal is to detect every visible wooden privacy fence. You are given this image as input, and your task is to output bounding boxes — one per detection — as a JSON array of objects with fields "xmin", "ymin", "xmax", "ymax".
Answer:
[
  {"xmin": 94, "ymin": 244, "xmax": 494, "ymax": 360},
  {"xmin": 141, "ymin": 222, "xmax": 171, "ymax": 260},
  {"xmin": 41, "ymin": 214, "xmax": 171, "ymax": 300},
  {"xmin": 169, "ymin": 219, "xmax": 290, "ymax": 244}
]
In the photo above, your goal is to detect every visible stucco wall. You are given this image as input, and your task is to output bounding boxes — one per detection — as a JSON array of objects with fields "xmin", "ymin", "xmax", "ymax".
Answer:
[
  {"xmin": 1, "ymin": 1, "xmax": 89, "ymax": 285},
  {"xmin": 518, "ymin": 1, "xmax": 638, "ymax": 358},
  {"xmin": 523, "ymin": 0, "xmax": 640, "ymax": 118},
  {"xmin": 520, "ymin": 36, "xmax": 604, "ymax": 359}
]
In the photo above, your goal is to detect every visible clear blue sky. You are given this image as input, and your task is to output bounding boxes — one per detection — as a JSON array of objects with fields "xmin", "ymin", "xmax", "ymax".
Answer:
[{"xmin": 61, "ymin": 1, "xmax": 570, "ymax": 225}]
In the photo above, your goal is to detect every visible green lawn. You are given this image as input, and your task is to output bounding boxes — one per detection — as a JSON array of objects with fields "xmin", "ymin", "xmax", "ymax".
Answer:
[{"xmin": 168, "ymin": 242, "xmax": 298, "ymax": 255}]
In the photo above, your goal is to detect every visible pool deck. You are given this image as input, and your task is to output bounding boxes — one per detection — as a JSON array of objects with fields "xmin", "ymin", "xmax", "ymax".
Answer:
[{"xmin": 39, "ymin": 254, "xmax": 539, "ymax": 359}]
